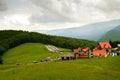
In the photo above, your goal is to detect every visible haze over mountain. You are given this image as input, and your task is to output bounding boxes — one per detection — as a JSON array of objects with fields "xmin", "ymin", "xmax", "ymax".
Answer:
[
  {"xmin": 99, "ymin": 25, "xmax": 120, "ymax": 41},
  {"xmin": 34, "ymin": 19, "xmax": 120, "ymax": 41}
]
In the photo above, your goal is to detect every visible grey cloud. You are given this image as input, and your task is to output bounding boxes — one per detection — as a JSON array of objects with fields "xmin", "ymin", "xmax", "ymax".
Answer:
[
  {"xmin": 29, "ymin": 12, "xmax": 72, "ymax": 23},
  {"xmin": 30, "ymin": 0, "xmax": 56, "ymax": 12},
  {"xmin": 29, "ymin": 0, "xmax": 82, "ymax": 23},
  {"xmin": 96, "ymin": 0, "xmax": 120, "ymax": 13},
  {"xmin": 0, "ymin": 0, "xmax": 7, "ymax": 11},
  {"xmin": 29, "ymin": 0, "xmax": 73, "ymax": 23},
  {"xmin": 0, "ymin": 0, "xmax": 120, "ymax": 30},
  {"xmin": 28, "ymin": 0, "xmax": 120, "ymax": 23}
]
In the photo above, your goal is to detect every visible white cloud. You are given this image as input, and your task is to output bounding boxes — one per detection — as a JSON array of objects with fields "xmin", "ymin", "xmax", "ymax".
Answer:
[
  {"xmin": 4, "ymin": 14, "xmax": 30, "ymax": 25},
  {"xmin": 0, "ymin": 0, "xmax": 120, "ymax": 31},
  {"xmin": 0, "ymin": 14, "xmax": 30, "ymax": 30}
]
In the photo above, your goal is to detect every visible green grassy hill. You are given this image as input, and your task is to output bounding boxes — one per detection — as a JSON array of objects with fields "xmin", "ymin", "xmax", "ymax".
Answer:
[
  {"xmin": 0, "ymin": 56, "xmax": 120, "ymax": 80},
  {"xmin": 0, "ymin": 43, "xmax": 120, "ymax": 80},
  {"xmin": 99, "ymin": 25, "xmax": 120, "ymax": 41},
  {"xmin": 0, "ymin": 31, "xmax": 120, "ymax": 80},
  {"xmin": 2, "ymin": 43, "xmax": 71, "ymax": 64}
]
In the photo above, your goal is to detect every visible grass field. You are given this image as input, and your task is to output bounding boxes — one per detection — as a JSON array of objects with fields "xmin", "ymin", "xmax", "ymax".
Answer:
[
  {"xmin": 2, "ymin": 43, "xmax": 71, "ymax": 64},
  {"xmin": 0, "ymin": 43, "xmax": 120, "ymax": 80}
]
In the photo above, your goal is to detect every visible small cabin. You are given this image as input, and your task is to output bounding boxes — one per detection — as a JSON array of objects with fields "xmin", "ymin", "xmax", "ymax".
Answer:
[{"xmin": 61, "ymin": 53, "xmax": 74, "ymax": 60}]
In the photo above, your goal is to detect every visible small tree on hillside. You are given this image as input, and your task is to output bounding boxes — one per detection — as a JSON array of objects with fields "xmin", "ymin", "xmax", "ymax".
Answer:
[{"xmin": 0, "ymin": 56, "xmax": 3, "ymax": 64}]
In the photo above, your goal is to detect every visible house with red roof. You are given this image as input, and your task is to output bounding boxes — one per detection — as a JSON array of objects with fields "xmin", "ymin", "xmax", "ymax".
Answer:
[
  {"xmin": 73, "ymin": 47, "xmax": 90, "ymax": 59},
  {"xmin": 93, "ymin": 42, "xmax": 112, "ymax": 56},
  {"xmin": 73, "ymin": 47, "xmax": 81, "ymax": 54},
  {"xmin": 73, "ymin": 47, "xmax": 81, "ymax": 59}
]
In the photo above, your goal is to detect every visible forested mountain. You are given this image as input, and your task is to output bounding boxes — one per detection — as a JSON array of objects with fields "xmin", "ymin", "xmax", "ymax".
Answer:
[
  {"xmin": 99, "ymin": 25, "xmax": 120, "ymax": 41},
  {"xmin": 0, "ymin": 30, "xmax": 24, "ymax": 40},
  {"xmin": 35, "ymin": 19, "xmax": 120, "ymax": 41}
]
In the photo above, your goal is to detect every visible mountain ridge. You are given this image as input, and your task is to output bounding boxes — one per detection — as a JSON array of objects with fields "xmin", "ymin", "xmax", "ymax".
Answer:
[{"xmin": 34, "ymin": 19, "xmax": 120, "ymax": 41}]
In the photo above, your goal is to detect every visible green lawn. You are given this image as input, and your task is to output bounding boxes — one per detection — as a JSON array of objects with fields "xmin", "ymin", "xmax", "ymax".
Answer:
[
  {"xmin": 0, "ymin": 43, "xmax": 120, "ymax": 80},
  {"xmin": 0, "ymin": 57, "xmax": 120, "ymax": 80}
]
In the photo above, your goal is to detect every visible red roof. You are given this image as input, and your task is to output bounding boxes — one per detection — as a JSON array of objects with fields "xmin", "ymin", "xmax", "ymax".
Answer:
[
  {"xmin": 98, "ymin": 42, "xmax": 112, "ymax": 48},
  {"xmin": 74, "ymin": 49, "xmax": 79, "ymax": 54},
  {"xmin": 93, "ymin": 50, "xmax": 107, "ymax": 56},
  {"xmin": 73, "ymin": 47, "xmax": 81, "ymax": 54},
  {"xmin": 83, "ymin": 47, "xmax": 90, "ymax": 52},
  {"xmin": 93, "ymin": 47, "xmax": 99, "ymax": 51},
  {"xmin": 77, "ymin": 47, "xmax": 81, "ymax": 51}
]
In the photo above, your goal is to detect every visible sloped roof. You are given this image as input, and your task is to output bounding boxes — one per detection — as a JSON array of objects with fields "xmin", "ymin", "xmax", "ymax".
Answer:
[
  {"xmin": 74, "ymin": 49, "xmax": 79, "ymax": 54},
  {"xmin": 93, "ymin": 50, "xmax": 107, "ymax": 56},
  {"xmin": 77, "ymin": 47, "xmax": 81, "ymax": 51},
  {"xmin": 83, "ymin": 47, "xmax": 90, "ymax": 52},
  {"xmin": 98, "ymin": 42, "xmax": 112, "ymax": 48},
  {"xmin": 73, "ymin": 47, "xmax": 81, "ymax": 54},
  {"xmin": 93, "ymin": 47, "xmax": 99, "ymax": 51},
  {"xmin": 61, "ymin": 53, "xmax": 74, "ymax": 57}
]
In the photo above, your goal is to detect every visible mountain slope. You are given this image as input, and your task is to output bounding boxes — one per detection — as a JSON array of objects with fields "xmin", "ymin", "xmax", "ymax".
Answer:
[
  {"xmin": 99, "ymin": 25, "xmax": 120, "ymax": 41},
  {"xmin": 35, "ymin": 19, "xmax": 120, "ymax": 41}
]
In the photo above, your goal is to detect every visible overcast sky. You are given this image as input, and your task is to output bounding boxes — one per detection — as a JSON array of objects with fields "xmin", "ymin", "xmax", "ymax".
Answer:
[{"xmin": 0, "ymin": 0, "xmax": 120, "ymax": 31}]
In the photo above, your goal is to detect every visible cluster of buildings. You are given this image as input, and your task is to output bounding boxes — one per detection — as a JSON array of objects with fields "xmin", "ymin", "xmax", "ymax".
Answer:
[
  {"xmin": 45, "ymin": 42, "xmax": 120, "ymax": 61},
  {"xmin": 73, "ymin": 42, "xmax": 120, "ymax": 59}
]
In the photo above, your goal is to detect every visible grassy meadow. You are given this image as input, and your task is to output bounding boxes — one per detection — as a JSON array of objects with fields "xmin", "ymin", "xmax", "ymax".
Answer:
[
  {"xmin": 0, "ymin": 43, "xmax": 120, "ymax": 80},
  {"xmin": 2, "ymin": 43, "xmax": 71, "ymax": 64}
]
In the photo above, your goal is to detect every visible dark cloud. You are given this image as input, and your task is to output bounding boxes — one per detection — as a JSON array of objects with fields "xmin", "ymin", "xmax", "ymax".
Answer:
[{"xmin": 0, "ymin": 0, "xmax": 7, "ymax": 11}]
